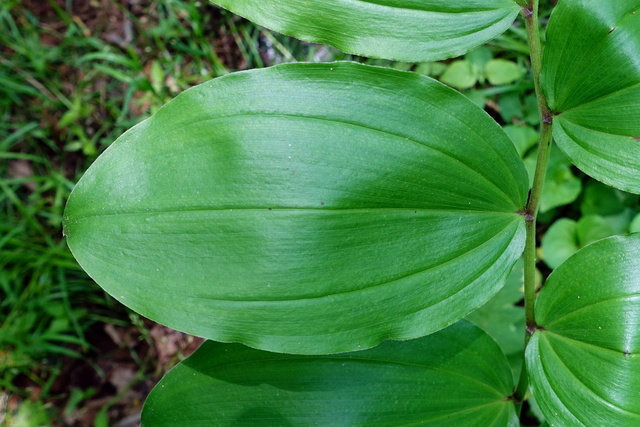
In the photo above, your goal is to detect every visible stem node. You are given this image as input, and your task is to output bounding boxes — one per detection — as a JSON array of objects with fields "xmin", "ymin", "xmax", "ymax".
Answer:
[
  {"xmin": 515, "ymin": 0, "xmax": 554, "ymax": 414},
  {"xmin": 526, "ymin": 322, "xmax": 540, "ymax": 335}
]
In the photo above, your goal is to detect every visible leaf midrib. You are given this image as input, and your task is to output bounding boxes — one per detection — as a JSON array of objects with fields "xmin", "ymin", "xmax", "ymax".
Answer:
[
  {"xmin": 202, "ymin": 355, "xmax": 509, "ymax": 399},
  {"xmin": 68, "ymin": 206, "xmax": 522, "ymax": 222},
  {"xmin": 160, "ymin": 111, "xmax": 522, "ymax": 208},
  {"xmin": 537, "ymin": 330, "xmax": 638, "ymax": 357},
  {"xmin": 82, "ymin": 214, "xmax": 520, "ymax": 304},
  {"xmin": 541, "ymin": 334, "xmax": 640, "ymax": 420}
]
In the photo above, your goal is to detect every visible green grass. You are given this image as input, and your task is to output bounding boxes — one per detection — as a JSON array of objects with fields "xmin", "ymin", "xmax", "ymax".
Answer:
[
  {"xmin": 1, "ymin": 0, "xmax": 634, "ymax": 425},
  {"xmin": 0, "ymin": 0, "xmax": 342, "ymax": 423},
  {"xmin": 0, "ymin": 1, "xmax": 542, "ymax": 424},
  {"xmin": 0, "ymin": 0, "xmax": 300, "ymax": 423}
]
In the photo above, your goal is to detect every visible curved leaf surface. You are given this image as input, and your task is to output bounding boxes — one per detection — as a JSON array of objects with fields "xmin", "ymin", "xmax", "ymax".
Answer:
[
  {"xmin": 64, "ymin": 62, "xmax": 528, "ymax": 354},
  {"xmin": 542, "ymin": 0, "xmax": 640, "ymax": 193},
  {"xmin": 210, "ymin": 0, "xmax": 521, "ymax": 62},
  {"xmin": 142, "ymin": 321, "xmax": 518, "ymax": 426},
  {"xmin": 526, "ymin": 234, "xmax": 640, "ymax": 426},
  {"xmin": 466, "ymin": 258, "xmax": 526, "ymax": 382}
]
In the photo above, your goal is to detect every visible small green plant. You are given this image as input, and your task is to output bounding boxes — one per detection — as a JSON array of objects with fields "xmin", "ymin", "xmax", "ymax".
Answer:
[{"xmin": 63, "ymin": 0, "xmax": 640, "ymax": 425}]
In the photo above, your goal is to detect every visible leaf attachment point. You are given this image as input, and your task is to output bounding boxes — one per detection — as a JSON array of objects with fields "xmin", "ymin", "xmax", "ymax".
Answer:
[
  {"xmin": 64, "ymin": 62, "xmax": 528, "ymax": 354},
  {"xmin": 527, "ymin": 234, "xmax": 640, "ymax": 426},
  {"xmin": 542, "ymin": 0, "xmax": 640, "ymax": 193}
]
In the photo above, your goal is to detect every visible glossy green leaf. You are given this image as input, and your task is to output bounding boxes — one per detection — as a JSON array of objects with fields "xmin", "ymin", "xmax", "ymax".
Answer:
[
  {"xmin": 527, "ymin": 234, "xmax": 640, "ymax": 426},
  {"xmin": 466, "ymin": 258, "xmax": 526, "ymax": 381},
  {"xmin": 142, "ymin": 321, "xmax": 518, "ymax": 426},
  {"xmin": 64, "ymin": 62, "xmax": 528, "ymax": 354},
  {"xmin": 210, "ymin": 1, "xmax": 521, "ymax": 62},
  {"xmin": 528, "ymin": 396, "xmax": 547, "ymax": 425},
  {"xmin": 542, "ymin": 0, "xmax": 640, "ymax": 194}
]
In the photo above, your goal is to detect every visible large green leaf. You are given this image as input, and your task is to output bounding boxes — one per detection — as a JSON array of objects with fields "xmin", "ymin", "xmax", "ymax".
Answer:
[
  {"xmin": 542, "ymin": 0, "xmax": 640, "ymax": 194},
  {"xmin": 526, "ymin": 234, "xmax": 640, "ymax": 426},
  {"xmin": 142, "ymin": 321, "xmax": 518, "ymax": 426},
  {"xmin": 210, "ymin": 1, "xmax": 521, "ymax": 62},
  {"xmin": 466, "ymin": 258, "xmax": 526, "ymax": 382},
  {"xmin": 64, "ymin": 62, "xmax": 528, "ymax": 354}
]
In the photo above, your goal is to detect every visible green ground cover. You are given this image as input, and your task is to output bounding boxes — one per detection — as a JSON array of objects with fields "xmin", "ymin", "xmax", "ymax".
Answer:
[
  {"xmin": 0, "ymin": 1, "xmax": 291, "ymax": 423},
  {"xmin": 1, "ymin": 0, "xmax": 637, "ymax": 425}
]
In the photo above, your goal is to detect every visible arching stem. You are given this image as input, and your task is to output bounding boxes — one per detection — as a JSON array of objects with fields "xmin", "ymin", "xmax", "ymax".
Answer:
[{"xmin": 513, "ymin": 0, "xmax": 554, "ymax": 413}]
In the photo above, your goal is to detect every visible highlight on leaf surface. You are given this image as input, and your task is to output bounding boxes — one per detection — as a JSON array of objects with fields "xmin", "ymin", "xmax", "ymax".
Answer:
[
  {"xmin": 542, "ymin": 0, "xmax": 640, "ymax": 194},
  {"xmin": 63, "ymin": 62, "xmax": 528, "ymax": 355},
  {"xmin": 142, "ymin": 321, "xmax": 518, "ymax": 426},
  {"xmin": 526, "ymin": 234, "xmax": 640, "ymax": 426},
  {"xmin": 210, "ymin": 0, "xmax": 521, "ymax": 62}
]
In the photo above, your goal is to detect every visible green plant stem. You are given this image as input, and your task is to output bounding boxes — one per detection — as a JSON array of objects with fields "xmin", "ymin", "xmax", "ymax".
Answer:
[
  {"xmin": 524, "ymin": 121, "xmax": 553, "ymax": 321},
  {"xmin": 514, "ymin": 0, "xmax": 554, "ymax": 410}
]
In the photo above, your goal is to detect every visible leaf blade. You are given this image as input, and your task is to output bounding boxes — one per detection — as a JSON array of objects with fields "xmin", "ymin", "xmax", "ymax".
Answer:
[
  {"xmin": 542, "ymin": 0, "xmax": 640, "ymax": 193},
  {"xmin": 142, "ymin": 321, "xmax": 517, "ymax": 426},
  {"xmin": 211, "ymin": 0, "xmax": 521, "ymax": 62},
  {"xmin": 527, "ymin": 234, "xmax": 640, "ymax": 426},
  {"xmin": 64, "ymin": 62, "xmax": 528, "ymax": 354}
]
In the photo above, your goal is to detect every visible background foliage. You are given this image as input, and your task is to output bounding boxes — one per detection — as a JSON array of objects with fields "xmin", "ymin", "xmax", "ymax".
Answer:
[{"xmin": 1, "ymin": 0, "xmax": 638, "ymax": 425}]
